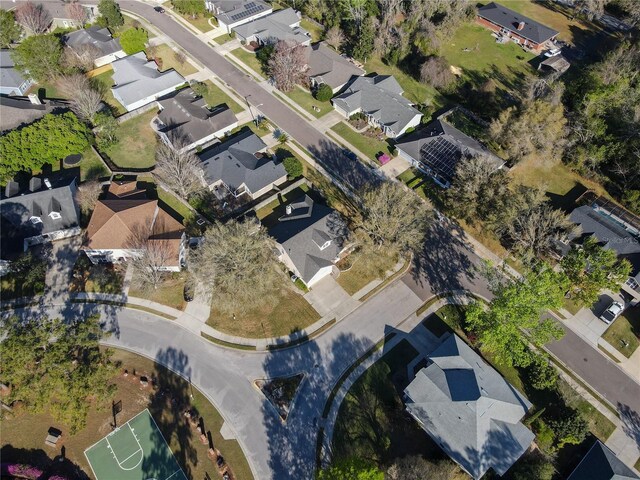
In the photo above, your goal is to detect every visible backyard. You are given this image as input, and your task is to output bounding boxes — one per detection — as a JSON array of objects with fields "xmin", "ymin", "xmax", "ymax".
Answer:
[
  {"xmin": 336, "ymin": 247, "xmax": 400, "ymax": 296},
  {"xmin": 255, "ymin": 185, "xmax": 311, "ymax": 228},
  {"xmin": 301, "ymin": 18, "xmax": 324, "ymax": 43},
  {"xmin": 32, "ymin": 146, "xmax": 109, "ymax": 183},
  {"xmin": 102, "ymin": 109, "xmax": 158, "ymax": 169},
  {"xmin": 602, "ymin": 305, "xmax": 640, "ymax": 358},
  {"xmin": 285, "ymin": 86, "xmax": 333, "ymax": 118},
  {"xmin": 128, "ymin": 271, "xmax": 188, "ymax": 311},
  {"xmin": 202, "ymin": 80, "xmax": 245, "ymax": 114},
  {"xmin": 330, "ymin": 122, "xmax": 392, "ymax": 163},
  {"xmin": 91, "ymin": 69, "xmax": 127, "ymax": 115},
  {"xmin": 0, "ymin": 348, "xmax": 254, "ymax": 480},
  {"xmin": 207, "ymin": 286, "xmax": 320, "ymax": 338}
]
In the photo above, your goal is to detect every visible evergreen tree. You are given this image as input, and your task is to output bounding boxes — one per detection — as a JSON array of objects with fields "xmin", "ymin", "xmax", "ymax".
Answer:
[
  {"xmin": 11, "ymin": 33, "xmax": 63, "ymax": 82},
  {"xmin": 98, "ymin": 0, "xmax": 124, "ymax": 28},
  {"xmin": 0, "ymin": 9, "xmax": 22, "ymax": 48}
]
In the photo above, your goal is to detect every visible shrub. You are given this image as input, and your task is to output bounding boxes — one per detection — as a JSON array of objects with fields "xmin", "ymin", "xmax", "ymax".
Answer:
[
  {"xmin": 119, "ymin": 27, "xmax": 148, "ymax": 55},
  {"xmin": 283, "ymin": 156, "xmax": 303, "ymax": 178},
  {"xmin": 550, "ymin": 410, "xmax": 589, "ymax": 449},
  {"xmin": 533, "ymin": 419, "xmax": 554, "ymax": 452},
  {"xmin": 314, "ymin": 83, "xmax": 333, "ymax": 102},
  {"xmin": 190, "ymin": 80, "xmax": 209, "ymax": 97}
]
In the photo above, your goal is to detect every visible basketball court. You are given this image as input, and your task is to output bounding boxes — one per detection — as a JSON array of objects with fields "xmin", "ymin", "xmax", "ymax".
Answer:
[{"xmin": 84, "ymin": 409, "xmax": 188, "ymax": 480}]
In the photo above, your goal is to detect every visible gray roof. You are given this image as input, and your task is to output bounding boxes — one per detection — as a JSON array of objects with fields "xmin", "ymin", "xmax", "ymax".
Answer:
[
  {"xmin": 304, "ymin": 42, "xmax": 364, "ymax": 90},
  {"xmin": 233, "ymin": 8, "xmax": 309, "ymax": 44},
  {"xmin": 568, "ymin": 440, "xmax": 639, "ymax": 480},
  {"xmin": 157, "ymin": 87, "xmax": 238, "ymax": 147},
  {"xmin": 404, "ymin": 334, "xmax": 534, "ymax": 480},
  {"xmin": 198, "ymin": 130, "xmax": 285, "ymax": 193},
  {"xmin": 0, "ymin": 95, "xmax": 70, "ymax": 133},
  {"xmin": 569, "ymin": 206, "xmax": 640, "ymax": 256},
  {"xmin": 0, "ymin": 178, "xmax": 79, "ymax": 254},
  {"xmin": 63, "ymin": 27, "xmax": 122, "ymax": 56},
  {"xmin": 268, "ymin": 195, "xmax": 345, "ymax": 284},
  {"xmin": 211, "ymin": 0, "xmax": 271, "ymax": 25},
  {"xmin": 395, "ymin": 118, "xmax": 504, "ymax": 185},
  {"xmin": 0, "ymin": 50, "xmax": 29, "ymax": 90},
  {"xmin": 332, "ymin": 75, "xmax": 422, "ymax": 135},
  {"xmin": 111, "ymin": 52, "xmax": 185, "ymax": 108},
  {"xmin": 478, "ymin": 2, "xmax": 559, "ymax": 45}
]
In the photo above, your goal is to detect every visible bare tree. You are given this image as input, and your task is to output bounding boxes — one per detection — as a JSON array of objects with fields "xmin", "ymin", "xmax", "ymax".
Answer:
[
  {"xmin": 356, "ymin": 180, "xmax": 431, "ymax": 253},
  {"xmin": 420, "ymin": 56, "xmax": 455, "ymax": 89},
  {"xmin": 267, "ymin": 40, "xmax": 308, "ymax": 92},
  {"xmin": 126, "ymin": 221, "xmax": 174, "ymax": 291},
  {"xmin": 154, "ymin": 142, "xmax": 202, "ymax": 199},
  {"xmin": 58, "ymin": 74, "xmax": 103, "ymax": 122},
  {"xmin": 65, "ymin": 1, "xmax": 88, "ymax": 26},
  {"xmin": 63, "ymin": 43, "xmax": 102, "ymax": 71},
  {"xmin": 15, "ymin": 2, "xmax": 51, "ymax": 34},
  {"xmin": 387, "ymin": 456, "xmax": 459, "ymax": 480},
  {"xmin": 173, "ymin": 50, "xmax": 187, "ymax": 66},
  {"xmin": 324, "ymin": 26, "xmax": 345, "ymax": 51},
  {"xmin": 189, "ymin": 220, "xmax": 282, "ymax": 314},
  {"xmin": 75, "ymin": 180, "xmax": 103, "ymax": 215}
]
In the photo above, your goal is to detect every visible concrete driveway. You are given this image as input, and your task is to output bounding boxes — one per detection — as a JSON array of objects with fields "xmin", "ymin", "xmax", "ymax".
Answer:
[
  {"xmin": 42, "ymin": 235, "xmax": 82, "ymax": 301},
  {"xmin": 304, "ymin": 274, "xmax": 358, "ymax": 320},
  {"xmin": 564, "ymin": 291, "xmax": 627, "ymax": 346}
]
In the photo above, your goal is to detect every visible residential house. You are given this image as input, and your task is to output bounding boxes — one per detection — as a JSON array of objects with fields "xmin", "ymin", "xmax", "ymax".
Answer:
[
  {"xmin": 233, "ymin": 8, "xmax": 310, "ymax": 46},
  {"xmin": 567, "ymin": 192, "xmax": 640, "ymax": 306},
  {"xmin": 0, "ymin": 94, "xmax": 69, "ymax": 133},
  {"xmin": 198, "ymin": 130, "xmax": 287, "ymax": 200},
  {"xmin": 155, "ymin": 87, "xmax": 238, "ymax": 152},
  {"xmin": 268, "ymin": 195, "xmax": 347, "ymax": 287},
  {"xmin": 567, "ymin": 440, "xmax": 639, "ymax": 480},
  {"xmin": 395, "ymin": 117, "xmax": 505, "ymax": 188},
  {"xmin": 303, "ymin": 42, "xmax": 365, "ymax": 94},
  {"xmin": 205, "ymin": 0, "xmax": 272, "ymax": 33},
  {"xmin": 43, "ymin": 2, "xmax": 97, "ymax": 30},
  {"xmin": 332, "ymin": 75, "xmax": 422, "ymax": 138},
  {"xmin": 63, "ymin": 26, "xmax": 126, "ymax": 67},
  {"xmin": 404, "ymin": 334, "xmax": 534, "ymax": 480},
  {"xmin": 477, "ymin": 2, "xmax": 559, "ymax": 52},
  {"xmin": 0, "ymin": 177, "xmax": 80, "ymax": 257},
  {"xmin": 0, "ymin": 50, "xmax": 34, "ymax": 96},
  {"xmin": 84, "ymin": 180, "xmax": 186, "ymax": 271},
  {"xmin": 110, "ymin": 52, "xmax": 185, "ymax": 111}
]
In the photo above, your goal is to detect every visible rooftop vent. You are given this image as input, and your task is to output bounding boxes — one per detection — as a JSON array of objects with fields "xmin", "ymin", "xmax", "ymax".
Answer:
[
  {"xmin": 517, "ymin": 21, "xmax": 525, "ymax": 30},
  {"xmin": 285, "ymin": 204, "xmax": 292, "ymax": 215}
]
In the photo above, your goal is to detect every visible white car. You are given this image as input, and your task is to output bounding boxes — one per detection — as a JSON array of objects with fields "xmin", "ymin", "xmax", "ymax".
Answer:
[
  {"xmin": 545, "ymin": 48, "xmax": 561, "ymax": 57},
  {"xmin": 599, "ymin": 301, "xmax": 624, "ymax": 324}
]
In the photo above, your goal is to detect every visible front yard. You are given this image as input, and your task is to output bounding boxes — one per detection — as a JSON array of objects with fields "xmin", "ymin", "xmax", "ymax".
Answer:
[
  {"xmin": 229, "ymin": 47, "xmax": 265, "ymax": 77},
  {"xmin": 128, "ymin": 271, "xmax": 188, "ymax": 311},
  {"xmin": 150, "ymin": 44, "xmax": 198, "ymax": 77},
  {"xmin": 102, "ymin": 109, "xmax": 158, "ymax": 169},
  {"xmin": 330, "ymin": 122, "xmax": 392, "ymax": 163},
  {"xmin": 202, "ymin": 80, "xmax": 245, "ymax": 114},
  {"xmin": 212, "ymin": 33, "xmax": 234, "ymax": 45},
  {"xmin": 336, "ymin": 247, "xmax": 400, "ymax": 296},
  {"xmin": 69, "ymin": 254, "xmax": 125, "ymax": 294},
  {"xmin": 285, "ymin": 86, "xmax": 333, "ymax": 118},
  {"xmin": 207, "ymin": 286, "xmax": 320, "ymax": 338},
  {"xmin": 602, "ymin": 305, "xmax": 640, "ymax": 358}
]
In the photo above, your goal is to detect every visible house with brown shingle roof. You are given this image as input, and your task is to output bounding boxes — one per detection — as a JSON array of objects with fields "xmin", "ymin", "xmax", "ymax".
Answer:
[{"xmin": 83, "ymin": 180, "xmax": 186, "ymax": 271}]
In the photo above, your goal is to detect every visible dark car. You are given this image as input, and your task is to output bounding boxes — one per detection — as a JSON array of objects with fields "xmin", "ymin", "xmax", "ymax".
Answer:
[
  {"xmin": 183, "ymin": 282, "xmax": 195, "ymax": 302},
  {"xmin": 154, "ymin": 6, "xmax": 165, "ymax": 12}
]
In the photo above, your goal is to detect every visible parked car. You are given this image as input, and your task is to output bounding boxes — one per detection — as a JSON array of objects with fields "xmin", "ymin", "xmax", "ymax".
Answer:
[
  {"xmin": 600, "ymin": 301, "xmax": 624, "ymax": 324},
  {"xmin": 290, "ymin": 274, "xmax": 299, "ymax": 283},
  {"xmin": 183, "ymin": 282, "xmax": 195, "ymax": 302},
  {"xmin": 154, "ymin": 6, "xmax": 165, "ymax": 12},
  {"xmin": 545, "ymin": 48, "xmax": 561, "ymax": 57}
]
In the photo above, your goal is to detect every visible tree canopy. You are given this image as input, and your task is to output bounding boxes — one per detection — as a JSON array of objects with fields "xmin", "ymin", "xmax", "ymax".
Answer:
[
  {"xmin": 0, "ymin": 9, "xmax": 22, "ymax": 48},
  {"xmin": 11, "ymin": 33, "xmax": 63, "ymax": 82},
  {"xmin": 0, "ymin": 112, "xmax": 91, "ymax": 181},
  {"xmin": 98, "ymin": 0, "xmax": 124, "ymax": 27},
  {"xmin": 171, "ymin": 0, "xmax": 206, "ymax": 17},
  {"xmin": 283, "ymin": 156, "xmax": 303, "ymax": 178},
  {"xmin": 317, "ymin": 457, "xmax": 384, "ymax": 480},
  {"xmin": 0, "ymin": 314, "xmax": 116, "ymax": 433},
  {"xmin": 118, "ymin": 27, "xmax": 148, "ymax": 55}
]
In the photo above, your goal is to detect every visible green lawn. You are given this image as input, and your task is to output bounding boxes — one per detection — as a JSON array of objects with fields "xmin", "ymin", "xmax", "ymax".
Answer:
[
  {"xmin": 330, "ymin": 122, "xmax": 392, "ymax": 162},
  {"xmin": 103, "ymin": 109, "xmax": 158, "ymax": 169},
  {"xmin": 28, "ymin": 82, "xmax": 65, "ymax": 100},
  {"xmin": 91, "ymin": 70, "xmax": 127, "ymax": 116},
  {"xmin": 364, "ymin": 56, "xmax": 444, "ymax": 108},
  {"xmin": 79, "ymin": 147, "xmax": 109, "ymax": 181},
  {"xmin": 118, "ymin": 14, "xmax": 157, "ymax": 38},
  {"xmin": 158, "ymin": 187, "xmax": 194, "ymax": 224},
  {"xmin": 337, "ymin": 247, "xmax": 399, "ymax": 296},
  {"xmin": 128, "ymin": 271, "xmax": 187, "ymax": 310},
  {"xmin": 602, "ymin": 306, "xmax": 640, "ymax": 358},
  {"xmin": 229, "ymin": 47, "xmax": 265, "ymax": 77},
  {"xmin": 301, "ymin": 18, "xmax": 323, "ymax": 43},
  {"xmin": 285, "ymin": 86, "xmax": 333, "ymax": 118},
  {"xmin": 179, "ymin": 12, "xmax": 214, "ymax": 32},
  {"xmin": 202, "ymin": 80, "xmax": 245, "ymax": 114},
  {"xmin": 151, "ymin": 44, "xmax": 197, "ymax": 77},
  {"xmin": 439, "ymin": 23, "xmax": 535, "ymax": 92},
  {"xmin": 563, "ymin": 297, "xmax": 584, "ymax": 316},
  {"xmin": 212, "ymin": 33, "xmax": 234, "ymax": 45}
]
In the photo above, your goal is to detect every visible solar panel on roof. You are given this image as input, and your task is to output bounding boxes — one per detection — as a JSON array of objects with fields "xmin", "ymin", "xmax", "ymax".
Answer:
[
  {"xmin": 229, "ymin": 2, "xmax": 264, "ymax": 20},
  {"xmin": 418, "ymin": 137, "xmax": 462, "ymax": 183}
]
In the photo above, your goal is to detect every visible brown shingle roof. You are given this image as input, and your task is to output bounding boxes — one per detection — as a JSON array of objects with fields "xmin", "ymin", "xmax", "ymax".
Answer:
[{"xmin": 85, "ymin": 198, "xmax": 157, "ymax": 250}]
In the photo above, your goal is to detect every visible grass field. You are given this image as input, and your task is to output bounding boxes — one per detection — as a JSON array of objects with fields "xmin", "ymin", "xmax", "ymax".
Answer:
[
  {"xmin": 212, "ymin": 33, "xmax": 234, "ymax": 45},
  {"xmin": 128, "ymin": 272, "xmax": 187, "ymax": 311},
  {"xmin": 207, "ymin": 287, "xmax": 320, "ymax": 338},
  {"xmin": 0, "ymin": 349, "xmax": 254, "ymax": 480},
  {"xmin": 330, "ymin": 122, "xmax": 392, "ymax": 162},
  {"xmin": 103, "ymin": 110, "xmax": 158, "ymax": 169},
  {"xmin": 151, "ymin": 44, "xmax": 198, "ymax": 77},
  {"xmin": 301, "ymin": 18, "xmax": 324, "ymax": 43},
  {"xmin": 602, "ymin": 306, "xmax": 640, "ymax": 358},
  {"xmin": 337, "ymin": 248, "xmax": 399, "ymax": 296},
  {"xmin": 178, "ymin": 12, "xmax": 214, "ymax": 33},
  {"xmin": 91, "ymin": 70, "xmax": 127, "ymax": 116},
  {"xmin": 202, "ymin": 80, "xmax": 245, "ymax": 114},
  {"xmin": 285, "ymin": 86, "xmax": 333, "ymax": 118},
  {"xmin": 229, "ymin": 47, "xmax": 265, "ymax": 77}
]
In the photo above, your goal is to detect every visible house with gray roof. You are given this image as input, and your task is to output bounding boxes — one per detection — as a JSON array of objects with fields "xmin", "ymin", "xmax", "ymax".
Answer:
[
  {"xmin": 404, "ymin": 334, "xmax": 534, "ymax": 480},
  {"xmin": 205, "ymin": 0, "xmax": 272, "ymax": 33},
  {"xmin": 0, "ymin": 177, "xmax": 80, "ymax": 257},
  {"xmin": 395, "ymin": 117, "xmax": 505, "ymax": 188},
  {"xmin": 568, "ymin": 440, "xmax": 639, "ymax": 480},
  {"xmin": 0, "ymin": 50, "xmax": 34, "ymax": 96},
  {"xmin": 568, "ymin": 193, "xmax": 640, "ymax": 306},
  {"xmin": 63, "ymin": 27, "xmax": 125, "ymax": 67},
  {"xmin": 0, "ymin": 95, "xmax": 69, "ymax": 133},
  {"xmin": 268, "ymin": 195, "xmax": 347, "ymax": 287},
  {"xmin": 155, "ymin": 87, "xmax": 238, "ymax": 152},
  {"xmin": 198, "ymin": 130, "xmax": 287, "ymax": 200},
  {"xmin": 111, "ymin": 52, "xmax": 185, "ymax": 111},
  {"xmin": 477, "ymin": 2, "xmax": 559, "ymax": 52},
  {"xmin": 303, "ymin": 42, "xmax": 365, "ymax": 94},
  {"xmin": 41, "ymin": 2, "xmax": 97, "ymax": 31},
  {"xmin": 332, "ymin": 75, "xmax": 422, "ymax": 138},
  {"xmin": 233, "ymin": 8, "xmax": 310, "ymax": 46}
]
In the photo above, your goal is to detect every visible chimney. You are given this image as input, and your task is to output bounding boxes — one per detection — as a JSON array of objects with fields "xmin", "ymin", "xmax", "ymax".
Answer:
[
  {"xmin": 517, "ymin": 21, "xmax": 525, "ymax": 31},
  {"xmin": 4, "ymin": 181, "xmax": 19, "ymax": 198},
  {"xmin": 29, "ymin": 177, "xmax": 42, "ymax": 192},
  {"xmin": 285, "ymin": 205, "xmax": 292, "ymax": 215},
  {"xmin": 28, "ymin": 93, "xmax": 42, "ymax": 105}
]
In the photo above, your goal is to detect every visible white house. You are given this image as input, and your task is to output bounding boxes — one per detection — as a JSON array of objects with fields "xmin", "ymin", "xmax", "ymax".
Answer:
[
  {"xmin": 205, "ymin": 0, "xmax": 273, "ymax": 34},
  {"xmin": 0, "ymin": 50, "xmax": 34, "ymax": 96},
  {"xmin": 233, "ymin": 8, "xmax": 310, "ymax": 46}
]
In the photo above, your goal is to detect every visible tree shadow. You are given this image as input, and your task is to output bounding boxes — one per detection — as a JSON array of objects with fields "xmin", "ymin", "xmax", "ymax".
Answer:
[
  {"xmin": 618, "ymin": 402, "xmax": 640, "ymax": 450},
  {"xmin": 0, "ymin": 444, "xmax": 90, "ymax": 479}
]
